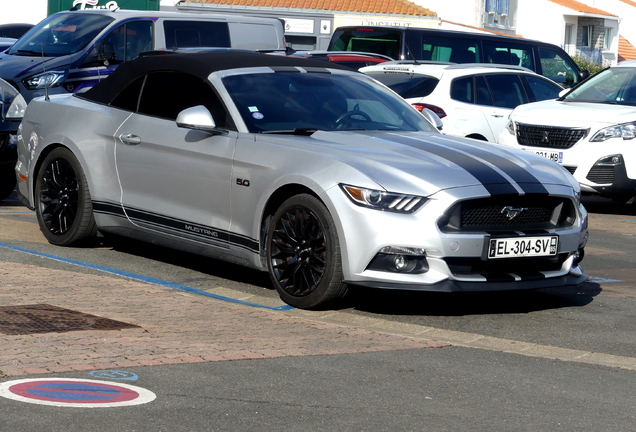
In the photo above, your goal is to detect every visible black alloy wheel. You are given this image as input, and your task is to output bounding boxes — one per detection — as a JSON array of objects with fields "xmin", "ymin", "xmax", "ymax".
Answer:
[
  {"xmin": 267, "ymin": 194, "xmax": 347, "ymax": 309},
  {"xmin": 35, "ymin": 148, "xmax": 96, "ymax": 246}
]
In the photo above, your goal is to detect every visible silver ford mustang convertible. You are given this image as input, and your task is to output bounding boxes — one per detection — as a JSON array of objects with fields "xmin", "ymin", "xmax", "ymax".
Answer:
[{"xmin": 15, "ymin": 51, "xmax": 588, "ymax": 309}]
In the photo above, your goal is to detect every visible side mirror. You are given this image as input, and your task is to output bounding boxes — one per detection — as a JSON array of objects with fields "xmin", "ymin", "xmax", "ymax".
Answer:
[
  {"xmin": 579, "ymin": 70, "xmax": 590, "ymax": 80},
  {"xmin": 421, "ymin": 108, "xmax": 443, "ymax": 131},
  {"xmin": 176, "ymin": 105, "xmax": 227, "ymax": 135}
]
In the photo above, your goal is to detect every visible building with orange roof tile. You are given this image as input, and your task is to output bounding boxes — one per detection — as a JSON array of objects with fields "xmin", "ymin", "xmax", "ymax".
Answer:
[
  {"xmin": 177, "ymin": 0, "xmax": 439, "ymax": 50},
  {"xmin": 574, "ymin": 0, "xmax": 636, "ymax": 64},
  {"xmin": 514, "ymin": 0, "xmax": 620, "ymax": 65}
]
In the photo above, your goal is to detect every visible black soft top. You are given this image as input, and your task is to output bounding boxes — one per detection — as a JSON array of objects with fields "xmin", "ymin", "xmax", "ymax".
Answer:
[{"xmin": 82, "ymin": 51, "xmax": 351, "ymax": 105}]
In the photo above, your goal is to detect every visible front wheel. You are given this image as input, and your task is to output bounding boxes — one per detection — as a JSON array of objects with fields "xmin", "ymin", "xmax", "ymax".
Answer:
[
  {"xmin": 266, "ymin": 194, "xmax": 347, "ymax": 309},
  {"xmin": 34, "ymin": 148, "xmax": 97, "ymax": 246}
]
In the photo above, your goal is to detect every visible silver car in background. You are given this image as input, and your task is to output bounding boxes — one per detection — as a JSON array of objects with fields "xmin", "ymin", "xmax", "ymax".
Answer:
[{"xmin": 15, "ymin": 51, "xmax": 588, "ymax": 309}]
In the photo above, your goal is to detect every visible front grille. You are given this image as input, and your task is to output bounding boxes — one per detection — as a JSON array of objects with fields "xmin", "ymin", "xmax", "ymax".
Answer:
[
  {"xmin": 586, "ymin": 166, "xmax": 614, "ymax": 184},
  {"xmin": 516, "ymin": 123, "xmax": 589, "ymax": 149},
  {"xmin": 438, "ymin": 195, "xmax": 575, "ymax": 233},
  {"xmin": 445, "ymin": 254, "xmax": 568, "ymax": 276}
]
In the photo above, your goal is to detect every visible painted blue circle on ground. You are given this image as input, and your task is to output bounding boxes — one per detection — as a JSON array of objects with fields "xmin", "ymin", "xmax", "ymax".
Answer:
[
  {"xmin": 0, "ymin": 378, "xmax": 156, "ymax": 407},
  {"xmin": 89, "ymin": 370, "xmax": 139, "ymax": 381}
]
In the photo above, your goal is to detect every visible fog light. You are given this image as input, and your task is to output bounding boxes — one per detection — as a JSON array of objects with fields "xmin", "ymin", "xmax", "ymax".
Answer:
[
  {"xmin": 573, "ymin": 248, "xmax": 585, "ymax": 265},
  {"xmin": 595, "ymin": 154, "xmax": 622, "ymax": 166},
  {"xmin": 394, "ymin": 255, "xmax": 408, "ymax": 271}
]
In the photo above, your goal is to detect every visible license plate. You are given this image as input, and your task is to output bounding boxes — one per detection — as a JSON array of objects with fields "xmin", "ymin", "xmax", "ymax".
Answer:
[
  {"xmin": 525, "ymin": 149, "xmax": 563, "ymax": 164},
  {"xmin": 488, "ymin": 236, "xmax": 558, "ymax": 259}
]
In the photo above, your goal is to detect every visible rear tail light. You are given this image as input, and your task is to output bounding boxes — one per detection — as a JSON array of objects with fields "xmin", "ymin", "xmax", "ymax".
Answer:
[{"xmin": 412, "ymin": 103, "xmax": 447, "ymax": 119}]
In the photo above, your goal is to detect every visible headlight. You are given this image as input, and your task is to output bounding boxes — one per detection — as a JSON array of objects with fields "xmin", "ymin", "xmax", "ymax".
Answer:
[
  {"xmin": 590, "ymin": 122, "xmax": 636, "ymax": 142},
  {"xmin": 6, "ymin": 92, "xmax": 26, "ymax": 119},
  {"xmin": 23, "ymin": 71, "xmax": 66, "ymax": 90},
  {"xmin": 340, "ymin": 184, "xmax": 427, "ymax": 213},
  {"xmin": 505, "ymin": 118, "xmax": 516, "ymax": 135}
]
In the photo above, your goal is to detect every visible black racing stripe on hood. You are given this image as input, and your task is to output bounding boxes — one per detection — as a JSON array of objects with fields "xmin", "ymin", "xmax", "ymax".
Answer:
[
  {"xmin": 384, "ymin": 134, "xmax": 518, "ymax": 196},
  {"xmin": 438, "ymin": 138, "xmax": 549, "ymax": 195}
]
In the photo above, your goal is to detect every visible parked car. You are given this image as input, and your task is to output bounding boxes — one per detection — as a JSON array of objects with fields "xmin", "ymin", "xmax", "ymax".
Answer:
[
  {"xmin": 0, "ymin": 23, "xmax": 34, "ymax": 39},
  {"xmin": 328, "ymin": 26, "xmax": 588, "ymax": 88},
  {"xmin": 289, "ymin": 50, "xmax": 390, "ymax": 70},
  {"xmin": 0, "ymin": 9, "xmax": 286, "ymax": 105},
  {"xmin": 0, "ymin": 78, "xmax": 27, "ymax": 200},
  {"xmin": 0, "ymin": 38, "xmax": 16, "ymax": 53},
  {"xmin": 362, "ymin": 62, "xmax": 563, "ymax": 142},
  {"xmin": 16, "ymin": 51, "xmax": 588, "ymax": 309},
  {"xmin": 499, "ymin": 60, "xmax": 636, "ymax": 201}
]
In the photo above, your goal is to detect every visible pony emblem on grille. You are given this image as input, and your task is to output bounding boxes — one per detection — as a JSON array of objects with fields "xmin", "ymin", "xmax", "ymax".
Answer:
[{"xmin": 501, "ymin": 206, "xmax": 528, "ymax": 220}]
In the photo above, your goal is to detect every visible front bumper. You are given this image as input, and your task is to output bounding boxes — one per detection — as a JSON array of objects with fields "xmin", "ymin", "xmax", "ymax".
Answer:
[
  {"xmin": 323, "ymin": 183, "xmax": 588, "ymax": 293},
  {"xmin": 498, "ymin": 128, "xmax": 636, "ymax": 199}
]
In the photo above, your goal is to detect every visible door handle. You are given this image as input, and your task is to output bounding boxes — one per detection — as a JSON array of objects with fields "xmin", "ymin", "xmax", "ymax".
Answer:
[
  {"xmin": 490, "ymin": 114, "xmax": 504, "ymax": 118},
  {"xmin": 120, "ymin": 133, "xmax": 141, "ymax": 145}
]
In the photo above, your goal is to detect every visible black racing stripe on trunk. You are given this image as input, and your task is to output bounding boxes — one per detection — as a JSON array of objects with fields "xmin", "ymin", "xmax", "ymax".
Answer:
[
  {"xmin": 443, "ymin": 140, "xmax": 549, "ymax": 195},
  {"xmin": 385, "ymin": 134, "xmax": 518, "ymax": 196}
]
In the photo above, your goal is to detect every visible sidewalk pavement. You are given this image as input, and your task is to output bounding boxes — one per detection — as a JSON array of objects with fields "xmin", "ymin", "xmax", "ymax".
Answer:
[{"xmin": 0, "ymin": 262, "xmax": 445, "ymax": 377}]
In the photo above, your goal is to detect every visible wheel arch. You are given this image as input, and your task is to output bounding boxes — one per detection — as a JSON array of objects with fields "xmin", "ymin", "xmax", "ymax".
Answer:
[
  {"xmin": 258, "ymin": 183, "xmax": 323, "ymax": 266},
  {"xmin": 465, "ymin": 133, "xmax": 490, "ymax": 142}
]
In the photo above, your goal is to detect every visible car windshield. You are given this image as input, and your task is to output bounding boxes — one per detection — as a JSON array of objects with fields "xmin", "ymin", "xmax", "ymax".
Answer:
[
  {"xmin": 365, "ymin": 71, "xmax": 440, "ymax": 99},
  {"xmin": 8, "ymin": 13, "xmax": 114, "ymax": 57},
  {"xmin": 222, "ymin": 71, "xmax": 435, "ymax": 134},
  {"xmin": 563, "ymin": 67, "xmax": 636, "ymax": 106}
]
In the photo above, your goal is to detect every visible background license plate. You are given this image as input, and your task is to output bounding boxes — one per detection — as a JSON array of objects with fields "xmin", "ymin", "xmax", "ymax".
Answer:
[
  {"xmin": 528, "ymin": 149, "xmax": 563, "ymax": 164},
  {"xmin": 488, "ymin": 236, "xmax": 558, "ymax": 259}
]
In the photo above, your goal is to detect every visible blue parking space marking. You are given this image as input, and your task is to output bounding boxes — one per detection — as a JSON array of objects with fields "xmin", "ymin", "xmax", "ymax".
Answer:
[
  {"xmin": 89, "ymin": 370, "xmax": 139, "ymax": 381},
  {"xmin": 0, "ymin": 242, "xmax": 294, "ymax": 311},
  {"xmin": 0, "ymin": 378, "xmax": 156, "ymax": 407}
]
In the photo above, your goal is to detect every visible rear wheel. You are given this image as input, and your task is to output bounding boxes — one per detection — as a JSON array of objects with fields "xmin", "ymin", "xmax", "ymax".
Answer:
[
  {"xmin": 34, "ymin": 148, "xmax": 97, "ymax": 246},
  {"xmin": 0, "ymin": 165, "xmax": 16, "ymax": 201},
  {"xmin": 266, "ymin": 194, "xmax": 347, "ymax": 309}
]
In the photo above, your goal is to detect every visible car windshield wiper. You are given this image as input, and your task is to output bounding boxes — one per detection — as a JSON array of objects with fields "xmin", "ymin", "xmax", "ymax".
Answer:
[
  {"xmin": 15, "ymin": 49, "xmax": 49, "ymax": 57},
  {"xmin": 260, "ymin": 128, "xmax": 318, "ymax": 136}
]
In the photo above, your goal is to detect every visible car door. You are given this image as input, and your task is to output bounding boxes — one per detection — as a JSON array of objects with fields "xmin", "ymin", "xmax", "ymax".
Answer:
[
  {"xmin": 114, "ymin": 71, "xmax": 237, "ymax": 249},
  {"xmin": 447, "ymin": 75, "xmax": 496, "ymax": 141},
  {"xmin": 482, "ymin": 73, "xmax": 529, "ymax": 139}
]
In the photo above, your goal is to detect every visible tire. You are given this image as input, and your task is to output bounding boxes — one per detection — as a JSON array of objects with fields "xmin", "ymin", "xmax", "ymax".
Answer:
[
  {"xmin": 34, "ymin": 148, "xmax": 97, "ymax": 246},
  {"xmin": 0, "ymin": 165, "xmax": 17, "ymax": 201},
  {"xmin": 266, "ymin": 194, "xmax": 347, "ymax": 309}
]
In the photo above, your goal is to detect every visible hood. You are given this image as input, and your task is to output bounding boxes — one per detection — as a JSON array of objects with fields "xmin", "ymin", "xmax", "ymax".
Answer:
[
  {"xmin": 511, "ymin": 99, "xmax": 636, "ymax": 128},
  {"xmin": 257, "ymin": 130, "xmax": 572, "ymax": 197},
  {"xmin": 0, "ymin": 51, "xmax": 75, "ymax": 82}
]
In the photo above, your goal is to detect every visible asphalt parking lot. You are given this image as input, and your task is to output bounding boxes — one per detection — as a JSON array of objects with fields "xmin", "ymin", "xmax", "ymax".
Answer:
[{"xmin": 1, "ymin": 191, "xmax": 636, "ymax": 430}]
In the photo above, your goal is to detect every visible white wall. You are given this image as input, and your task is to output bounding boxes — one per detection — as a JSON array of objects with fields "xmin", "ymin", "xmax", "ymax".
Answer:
[
  {"xmin": 516, "ymin": 0, "xmax": 564, "ymax": 45},
  {"xmin": 0, "ymin": 0, "xmax": 48, "ymax": 26},
  {"xmin": 410, "ymin": 0, "xmax": 481, "ymax": 27}
]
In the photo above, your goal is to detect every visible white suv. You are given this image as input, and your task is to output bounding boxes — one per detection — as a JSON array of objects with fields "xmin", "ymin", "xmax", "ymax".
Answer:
[
  {"xmin": 499, "ymin": 61, "xmax": 636, "ymax": 201},
  {"xmin": 361, "ymin": 62, "xmax": 562, "ymax": 142}
]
